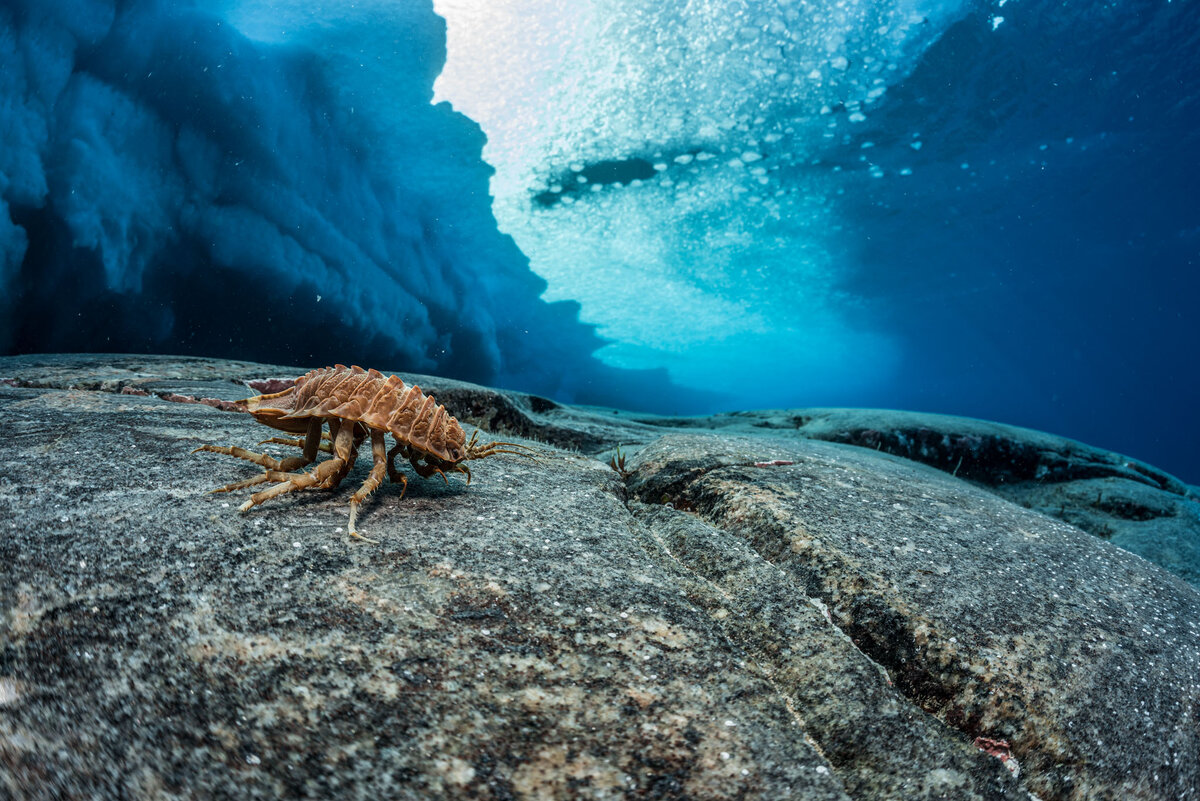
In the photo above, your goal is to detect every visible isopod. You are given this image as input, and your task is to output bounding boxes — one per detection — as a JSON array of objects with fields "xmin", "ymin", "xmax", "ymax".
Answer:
[{"xmin": 193, "ymin": 364, "xmax": 532, "ymax": 541}]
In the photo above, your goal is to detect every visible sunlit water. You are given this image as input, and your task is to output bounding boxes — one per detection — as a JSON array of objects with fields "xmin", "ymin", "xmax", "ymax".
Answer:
[{"xmin": 434, "ymin": 0, "xmax": 1200, "ymax": 480}]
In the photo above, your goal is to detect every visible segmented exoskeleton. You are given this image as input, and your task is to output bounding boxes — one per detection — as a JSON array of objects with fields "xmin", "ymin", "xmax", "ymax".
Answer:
[{"xmin": 193, "ymin": 364, "xmax": 532, "ymax": 542}]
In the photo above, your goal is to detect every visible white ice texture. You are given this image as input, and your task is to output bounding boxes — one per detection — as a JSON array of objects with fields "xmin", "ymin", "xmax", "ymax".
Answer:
[
  {"xmin": 434, "ymin": 0, "xmax": 972, "ymax": 408},
  {"xmin": 0, "ymin": 0, "xmax": 672, "ymax": 407}
]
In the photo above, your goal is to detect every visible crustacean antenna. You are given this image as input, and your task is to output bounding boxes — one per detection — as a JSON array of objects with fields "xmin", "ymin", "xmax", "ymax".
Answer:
[
  {"xmin": 450, "ymin": 430, "xmax": 539, "ymax": 485},
  {"xmin": 463, "ymin": 430, "xmax": 540, "ymax": 462}
]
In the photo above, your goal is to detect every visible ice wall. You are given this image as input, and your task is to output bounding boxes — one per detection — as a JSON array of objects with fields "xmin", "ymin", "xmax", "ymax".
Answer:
[
  {"xmin": 435, "ymin": 0, "xmax": 1200, "ymax": 480},
  {"xmin": 435, "ymin": 0, "xmax": 972, "ymax": 408},
  {"xmin": 0, "ymin": 0, "xmax": 686, "ymax": 407}
]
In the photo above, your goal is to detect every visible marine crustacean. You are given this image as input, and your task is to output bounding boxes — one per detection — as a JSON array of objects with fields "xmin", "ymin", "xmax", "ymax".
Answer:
[{"xmin": 193, "ymin": 364, "xmax": 532, "ymax": 542}]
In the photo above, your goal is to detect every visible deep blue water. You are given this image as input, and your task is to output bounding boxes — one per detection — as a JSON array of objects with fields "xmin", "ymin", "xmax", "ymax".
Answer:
[
  {"xmin": 1, "ymin": 0, "xmax": 1197, "ymax": 482},
  {"xmin": 830, "ymin": 1, "xmax": 1200, "ymax": 482}
]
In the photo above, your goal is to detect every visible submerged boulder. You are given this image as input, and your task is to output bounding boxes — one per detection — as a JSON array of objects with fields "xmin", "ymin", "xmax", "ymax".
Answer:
[{"xmin": 1, "ymin": 354, "xmax": 1197, "ymax": 800}]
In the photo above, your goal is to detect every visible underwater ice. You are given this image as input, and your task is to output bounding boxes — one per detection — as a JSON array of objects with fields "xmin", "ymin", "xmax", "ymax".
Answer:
[
  {"xmin": 2, "ymin": 0, "xmax": 1198, "ymax": 479},
  {"xmin": 0, "ymin": 0, "xmax": 675, "ymax": 406},
  {"xmin": 434, "ymin": 0, "xmax": 975, "ymax": 408},
  {"xmin": 434, "ymin": 0, "xmax": 1200, "ymax": 480}
]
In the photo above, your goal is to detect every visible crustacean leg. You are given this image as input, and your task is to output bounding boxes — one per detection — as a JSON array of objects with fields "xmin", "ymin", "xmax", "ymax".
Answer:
[
  {"xmin": 384, "ymin": 442, "xmax": 410, "ymax": 494},
  {"xmin": 258, "ymin": 431, "xmax": 333, "ymax": 453},
  {"xmin": 191, "ymin": 443, "xmax": 312, "ymax": 473},
  {"xmin": 209, "ymin": 469, "xmax": 298, "ymax": 494},
  {"xmin": 388, "ymin": 442, "xmax": 471, "ymax": 486},
  {"xmin": 195, "ymin": 418, "xmax": 325, "ymax": 492},
  {"xmin": 312, "ymin": 420, "xmax": 365, "ymax": 489},
  {"xmin": 409, "ymin": 454, "xmax": 450, "ymax": 484},
  {"xmin": 240, "ymin": 421, "xmax": 366, "ymax": 534},
  {"xmin": 346, "ymin": 430, "xmax": 390, "ymax": 543},
  {"xmin": 242, "ymin": 457, "xmax": 346, "ymax": 511},
  {"xmin": 386, "ymin": 442, "xmax": 410, "ymax": 484}
]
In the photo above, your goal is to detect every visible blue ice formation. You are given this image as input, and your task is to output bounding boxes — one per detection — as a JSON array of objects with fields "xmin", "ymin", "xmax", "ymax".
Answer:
[
  {"xmin": 3, "ymin": 0, "xmax": 1199, "ymax": 481},
  {"xmin": 0, "ymin": 0, "xmax": 687, "ymax": 407},
  {"xmin": 435, "ymin": 0, "xmax": 1200, "ymax": 481}
]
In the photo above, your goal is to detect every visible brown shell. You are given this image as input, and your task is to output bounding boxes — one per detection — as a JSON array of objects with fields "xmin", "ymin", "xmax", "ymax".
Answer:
[{"xmin": 272, "ymin": 364, "xmax": 467, "ymax": 462}]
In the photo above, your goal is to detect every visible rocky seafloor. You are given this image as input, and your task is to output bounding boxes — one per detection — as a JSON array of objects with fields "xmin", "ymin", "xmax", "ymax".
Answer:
[{"xmin": 1, "ymin": 354, "xmax": 1197, "ymax": 800}]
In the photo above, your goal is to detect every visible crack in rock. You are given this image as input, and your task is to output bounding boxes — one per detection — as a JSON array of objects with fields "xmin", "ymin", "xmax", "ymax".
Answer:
[{"xmin": 623, "ymin": 433, "xmax": 1200, "ymax": 801}]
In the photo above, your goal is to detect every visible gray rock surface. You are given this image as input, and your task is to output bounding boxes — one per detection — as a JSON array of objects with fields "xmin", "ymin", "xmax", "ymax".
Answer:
[
  {"xmin": 1, "ymin": 354, "xmax": 1197, "ymax": 800},
  {"xmin": 609, "ymin": 408, "xmax": 1200, "ymax": 588},
  {"xmin": 629, "ymin": 436, "xmax": 1199, "ymax": 801}
]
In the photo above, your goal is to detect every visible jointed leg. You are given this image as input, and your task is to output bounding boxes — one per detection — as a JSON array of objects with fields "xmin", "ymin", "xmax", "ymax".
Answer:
[
  {"xmin": 210, "ymin": 469, "xmax": 299, "ymax": 494},
  {"xmin": 386, "ymin": 441, "xmax": 407, "ymax": 484},
  {"xmin": 409, "ymin": 454, "xmax": 449, "ymax": 484},
  {"xmin": 258, "ymin": 436, "xmax": 302, "ymax": 447},
  {"xmin": 205, "ymin": 418, "xmax": 404, "ymax": 546},
  {"xmin": 300, "ymin": 418, "xmax": 325, "ymax": 463},
  {"xmin": 240, "ymin": 421, "xmax": 357, "ymax": 513},
  {"xmin": 240, "ymin": 457, "xmax": 346, "ymax": 511},
  {"xmin": 347, "ymin": 430, "xmax": 389, "ymax": 543},
  {"xmin": 195, "ymin": 418, "xmax": 325, "ymax": 474},
  {"xmin": 325, "ymin": 419, "xmax": 358, "ymax": 488},
  {"xmin": 192, "ymin": 443, "xmax": 311, "ymax": 472},
  {"xmin": 385, "ymin": 441, "xmax": 410, "ymax": 496},
  {"xmin": 316, "ymin": 420, "xmax": 356, "ymax": 489},
  {"xmin": 393, "ymin": 441, "xmax": 467, "ymax": 485},
  {"xmin": 258, "ymin": 431, "xmax": 332, "ymax": 454}
]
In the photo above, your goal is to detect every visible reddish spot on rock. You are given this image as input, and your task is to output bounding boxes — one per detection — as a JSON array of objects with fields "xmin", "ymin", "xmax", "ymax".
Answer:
[
  {"xmin": 247, "ymin": 377, "xmax": 296, "ymax": 393},
  {"xmin": 973, "ymin": 736, "xmax": 1012, "ymax": 762},
  {"xmin": 120, "ymin": 386, "xmax": 150, "ymax": 396},
  {"xmin": 201, "ymin": 397, "xmax": 245, "ymax": 413},
  {"xmin": 158, "ymin": 393, "xmax": 245, "ymax": 413}
]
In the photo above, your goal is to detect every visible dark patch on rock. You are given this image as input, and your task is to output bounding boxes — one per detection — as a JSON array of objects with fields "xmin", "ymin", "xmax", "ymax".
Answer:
[
  {"xmin": 819, "ymin": 424, "xmax": 1176, "ymax": 491},
  {"xmin": 621, "ymin": 407, "xmax": 1200, "ymax": 588},
  {"xmin": 527, "ymin": 395, "xmax": 559, "ymax": 414}
]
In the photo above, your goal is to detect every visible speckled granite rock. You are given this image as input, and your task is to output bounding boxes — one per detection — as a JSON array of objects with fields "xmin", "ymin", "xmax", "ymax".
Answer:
[
  {"xmin": 2, "ymin": 369, "xmax": 840, "ymax": 800},
  {"xmin": 6, "ymin": 355, "xmax": 1197, "ymax": 592},
  {"xmin": 613, "ymin": 407, "xmax": 1200, "ymax": 588},
  {"xmin": 1, "ymin": 355, "xmax": 1197, "ymax": 801},
  {"xmin": 783, "ymin": 410, "xmax": 1200, "ymax": 588},
  {"xmin": 628, "ymin": 435, "xmax": 1200, "ymax": 801}
]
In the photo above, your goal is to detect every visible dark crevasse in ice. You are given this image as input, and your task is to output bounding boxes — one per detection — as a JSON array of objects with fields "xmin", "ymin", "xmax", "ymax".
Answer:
[{"xmin": 0, "ymin": 0, "xmax": 695, "ymax": 409}]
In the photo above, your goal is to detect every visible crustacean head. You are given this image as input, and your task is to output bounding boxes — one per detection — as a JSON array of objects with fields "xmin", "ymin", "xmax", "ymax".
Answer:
[{"xmin": 422, "ymin": 430, "xmax": 537, "ymax": 484}]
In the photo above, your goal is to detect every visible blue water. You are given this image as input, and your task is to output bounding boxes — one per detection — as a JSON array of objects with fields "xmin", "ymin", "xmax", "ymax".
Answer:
[
  {"xmin": 2, "ymin": 0, "xmax": 1197, "ymax": 483},
  {"xmin": 835, "ymin": 2, "xmax": 1200, "ymax": 484}
]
